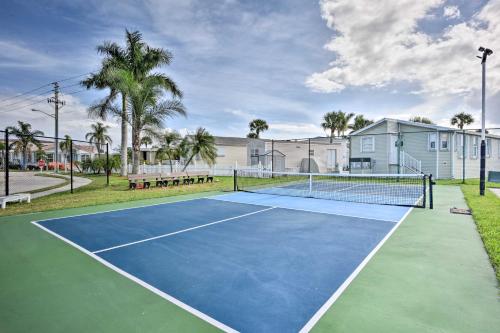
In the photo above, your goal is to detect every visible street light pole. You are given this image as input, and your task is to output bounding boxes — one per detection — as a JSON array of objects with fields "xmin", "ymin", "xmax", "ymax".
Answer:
[
  {"xmin": 477, "ymin": 46, "xmax": 493, "ymax": 196},
  {"xmin": 48, "ymin": 82, "xmax": 65, "ymax": 173}
]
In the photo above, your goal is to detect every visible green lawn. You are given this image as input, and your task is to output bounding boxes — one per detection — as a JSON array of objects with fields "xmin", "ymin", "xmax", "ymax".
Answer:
[
  {"xmin": 436, "ymin": 179, "xmax": 500, "ymax": 281},
  {"xmin": 0, "ymin": 174, "xmax": 234, "ymax": 217}
]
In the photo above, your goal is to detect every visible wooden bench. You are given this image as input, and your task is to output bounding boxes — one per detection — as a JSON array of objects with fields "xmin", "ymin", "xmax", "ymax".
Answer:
[
  {"xmin": 186, "ymin": 172, "xmax": 213, "ymax": 184},
  {"xmin": 1, "ymin": 193, "xmax": 31, "ymax": 209},
  {"xmin": 128, "ymin": 173, "xmax": 162, "ymax": 189}
]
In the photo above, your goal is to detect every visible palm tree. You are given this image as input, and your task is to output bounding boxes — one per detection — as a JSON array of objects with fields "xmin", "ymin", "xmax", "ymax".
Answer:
[
  {"xmin": 6, "ymin": 121, "xmax": 44, "ymax": 169},
  {"xmin": 321, "ymin": 111, "xmax": 339, "ymax": 143},
  {"xmin": 157, "ymin": 131, "xmax": 182, "ymax": 172},
  {"xmin": 140, "ymin": 136, "xmax": 153, "ymax": 148},
  {"xmin": 59, "ymin": 135, "xmax": 72, "ymax": 172},
  {"xmin": 105, "ymin": 74, "xmax": 186, "ymax": 173},
  {"xmin": 336, "ymin": 111, "xmax": 355, "ymax": 136},
  {"xmin": 82, "ymin": 29, "xmax": 183, "ymax": 176},
  {"xmin": 182, "ymin": 128, "xmax": 217, "ymax": 171},
  {"xmin": 85, "ymin": 122, "xmax": 112, "ymax": 157},
  {"xmin": 349, "ymin": 115, "xmax": 374, "ymax": 132},
  {"xmin": 409, "ymin": 116, "xmax": 434, "ymax": 124},
  {"xmin": 451, "ymin": 112, "xmax": 474, "ymax": 129},
  {"xmin": 247, "ymin": 119, "xmax": 269, "ymax": 138}
]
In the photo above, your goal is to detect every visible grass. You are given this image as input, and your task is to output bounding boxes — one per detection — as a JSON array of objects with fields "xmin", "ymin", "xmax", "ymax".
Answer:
[
  {"xmin": 28, "ymin": 173, "xmax": 71, "ymax": 194},
  {"xmin": 0, "ymin": 174, "xmax": 234, "ymax": 217},
  {"xmin": 436, "ymin": 178, "xmax": 500, "ymax": 281}
]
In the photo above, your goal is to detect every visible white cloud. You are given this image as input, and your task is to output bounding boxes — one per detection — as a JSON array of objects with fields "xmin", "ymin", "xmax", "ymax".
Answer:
[
  {"xmin": 0, "ymin": 41, "xmax": 62, "ymax": 69},
  {"xmin": 443, "ymin": 5, "xmax": 460, "ymax": 19},
  {"xmin": 306, "ymin": 0, "xmax": 500, "ymax": 97}
]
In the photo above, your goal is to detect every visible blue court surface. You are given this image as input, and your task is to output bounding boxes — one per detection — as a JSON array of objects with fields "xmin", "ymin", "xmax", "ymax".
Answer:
[{"xmin": 33, "ymin": 193, "xmax": 412, "ymax": 332}]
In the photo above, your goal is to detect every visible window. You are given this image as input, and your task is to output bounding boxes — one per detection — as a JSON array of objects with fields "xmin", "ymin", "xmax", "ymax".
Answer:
[
  {"xmin": 471, "ymin": 136, "xmax": 478, "ymax": 159},
  {"xmin": 456, "ymin": 133, "xmax": 466, "ymax": 158},
  {"xmin": 360, "ymin": 136, "xmax": 374, "ymax": 152},
  {"xmin": 486, "ymin": 138, "xmax": 492, "ymax": 158},
  {"xmin": 309, "ymin": 149, "xmax": 315, "ymax": 156},
  {"xmin": 250, "ymin": 148, "xmax": 259, "ymax": 156},
  {"xmin": 216, "ymin": 147, "xmax": 225, "ymax": 157},
  {"xmin": 428, "ymin": 133, "xmax": 437, "ymax": 151},
  {"xmin": 440, "ymin": 133, "xmax": 449, "ymax": 150}
]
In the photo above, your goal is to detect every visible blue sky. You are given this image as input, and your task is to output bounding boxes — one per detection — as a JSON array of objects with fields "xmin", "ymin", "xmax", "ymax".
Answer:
[{"xmin": 0, "ymin": 0, "xmax": 499, "ymax": 146}]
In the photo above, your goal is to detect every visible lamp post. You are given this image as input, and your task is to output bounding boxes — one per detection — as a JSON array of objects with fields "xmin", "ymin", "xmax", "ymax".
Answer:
[
  {"xmin": 477, "ymin": 46, "xmax": 493, "ymax": 196},
  {"xmin": 32, "ymin": 108, "xmax": 58, "ymax": 172}
]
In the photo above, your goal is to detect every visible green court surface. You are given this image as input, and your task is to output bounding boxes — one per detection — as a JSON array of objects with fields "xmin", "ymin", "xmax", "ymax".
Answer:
[{"xmin": 0, "ymin": 187, "xmax": 498, "ymax": 332}]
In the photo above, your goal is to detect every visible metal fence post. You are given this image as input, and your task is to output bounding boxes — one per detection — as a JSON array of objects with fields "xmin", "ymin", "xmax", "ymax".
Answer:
[
  {"xmin": 462, "ymin": 129, "xmax": 465, "ymax": 183},
  {"xmin": 70, "ymin": 139, "xmax": 74, "ymax": 194},
  {"xmin": 4, "ymin": 129, "xmax": 9, "ymax": 196},
  {"xmin": 308, "ymin": 138, "xmax": 311, "ymax": 173},
  {"xmin": 106, "ymin": 143, "xmax": 110, "ymax": 186},
  {"xmin": 233, "ymin": 169, "xmax": 237, "ymax": 191},
  {"xmin": 429, "ymin": 174, "xmax": 434, "ymax": 209}
]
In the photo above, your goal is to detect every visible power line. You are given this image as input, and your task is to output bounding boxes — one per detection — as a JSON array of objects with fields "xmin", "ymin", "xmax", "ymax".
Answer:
[
  {"xmin": 0, "ymin": 83, "xmax": 52, "ymax": 104},
  {"xmin": 0, "ymin": 98, "xmax": 49, "ymax": 114},
  {"xmin": 0, "ymin": 89, "xmax": 53, "ymax": 109}
]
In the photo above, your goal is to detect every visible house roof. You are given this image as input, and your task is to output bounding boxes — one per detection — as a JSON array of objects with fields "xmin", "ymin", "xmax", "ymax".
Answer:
[
  {"xmin": 214, "ymin": 136, "xmax": 257, "ymax": 146},
  {"xmin": 349, "ymin": 118, "xmax": 500, "ymax": 138}
]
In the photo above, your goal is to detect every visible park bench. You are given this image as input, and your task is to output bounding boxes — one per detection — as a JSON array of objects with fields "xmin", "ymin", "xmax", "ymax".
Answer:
[
  {"xmin": 1, "ymin": 193, "xmax": 31, "ymax": 209},
  {"xmin": 128, "ymin": 173, "xmax": 162, "ymax": 189},
  {"xmin": 186, "ymin": 172, "xmax": 213, "ymax": 184},
  {"xmin": 159, "ymin": 172, "xmax": 186, "ymax": 187}
]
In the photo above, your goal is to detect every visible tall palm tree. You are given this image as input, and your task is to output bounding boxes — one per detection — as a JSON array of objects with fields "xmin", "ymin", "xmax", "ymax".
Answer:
[
  {"xmin": 409, "ymin": 116, "xmax": 434, "ymax": 124},
  {"xmin": 247, "ymin": 119, "xmax": 269, "ymax": 138},
  {"xmin": 349, "ymin": 115, "xmax": 374, "ymax": 132},
  {"xmin": 182, "ymin": 128, "xmax": 217, "ymax": 171},
  {"xmin": 85, "ymin": 122, "xmax": 112, "ymax": 157},
  {"xmin": 321, "ymin": 111, "xmax": 339, "ymax": 143},
  {"xmin": 82, "ymin": 29, "xmax": 183, "ymax": 176},
  {"xmin": 157, "ymin": 131, "xmax": 182, "ymax": 172},
  {"xmin": 59, "ymin": 135, "xmax": 72, "ymax": 172},
  {"xmin": 336, "ymin": 111, "xmax": 355, "ymax": 136},
  {"xmin": 140, "ymin": 136, "xmax": 153, "ymax": 148},
  {"xmin": 105, "ymin": 74, "xmax": 186, "ymax": 173},
  {"xmin": 6, "ymin": 121, "xmax": 44, "ymax": 169},
  {"xmin": 451, "ymin": 112, "xmax": 474, "ymax": 129}
]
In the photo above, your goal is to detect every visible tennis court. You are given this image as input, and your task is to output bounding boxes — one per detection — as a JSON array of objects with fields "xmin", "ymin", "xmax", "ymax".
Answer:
[{"xmin": 32, "ymin": 181, "xmax": 416, "ymax": 332}]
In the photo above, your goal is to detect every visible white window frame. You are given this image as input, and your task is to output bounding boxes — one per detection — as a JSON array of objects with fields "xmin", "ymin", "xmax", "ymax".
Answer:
[
  {"xmin": 439, "ymin": 133, "xmax": 449, "ymax": 151},
  {"xmin": 216, "ymin": 146, "xmax": 225, "ymax": 157},
  {"xmin": 486, "ymin": 138, "xmax": 491, "ymax": 158},
  {"xmin": 360, "ymin": 136, "xmax": 375, "ymax": 153},
  {"xmin": 471, "ymin": 136, "xmax": 478, "ymax": 159},
  {"xmin": 428, "ymin": 133, "xmax": 437, "ymax": 151},
  {"xmin": 455, "ymin": 133, "xmax": 466, "ymax": 158}
]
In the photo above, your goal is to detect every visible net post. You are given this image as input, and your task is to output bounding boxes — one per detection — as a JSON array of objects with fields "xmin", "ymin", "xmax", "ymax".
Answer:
[
  {"xmin": 271, "ymin": 140, "xmax": 274, "ymax": 177},
  {"xmin": 70, "ymin": 139, "xmax": 74, "ymax": 194},
  {"xmin": 308, "ymin": 173, "xmax": 313, "ymax": 196},
  {"xmin": 106, "ymin": 143, "xmax": 110, "ymax": 186},
  {"xmin": 4, "ymin": 129, "xmax": 9, "ymax": 196},
  {"xmin": 422, "ymin": 175, "xmax": 427, "ymax": 208},
  {"xmin": 429, "ymin": 174, "xmax": 434, "ymax": 209},
  {"xmin": 308, "ymin": 138, "xmax": 311, "ymax": 173},
  {"xmin": 462, "ymin": 129, "xmax": 465, "ymax": 184},
  {"xmin": 233, "ymin": 169, "xmax": 237, "ymax": 192}
]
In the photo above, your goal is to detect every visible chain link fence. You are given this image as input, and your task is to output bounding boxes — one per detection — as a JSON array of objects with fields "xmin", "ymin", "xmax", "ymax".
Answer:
[{"xmin": 1, "ymin": 129, "xmax": 109, "ymax": 197}]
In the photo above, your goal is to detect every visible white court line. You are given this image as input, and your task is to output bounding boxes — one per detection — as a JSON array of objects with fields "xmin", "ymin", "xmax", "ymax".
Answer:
[
  {"xmin": 93, "ymin": 207, "xmax": 275, "ymax": 254},
  {"xmin": 208, "ymin": 197, "xmax": 401, "ymax": 223},
  {"xmin": 298, "ymin": 206, "xmax": 414, "ymax": 332},
  {"xmin": 30, "ymin": 220, "xmax": 238, "ymax": 333}
]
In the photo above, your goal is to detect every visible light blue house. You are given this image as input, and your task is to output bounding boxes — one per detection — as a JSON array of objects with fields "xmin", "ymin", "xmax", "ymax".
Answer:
[{"xmin": 349, "ymin": 118, "xmax": 500, "ymax": 179}]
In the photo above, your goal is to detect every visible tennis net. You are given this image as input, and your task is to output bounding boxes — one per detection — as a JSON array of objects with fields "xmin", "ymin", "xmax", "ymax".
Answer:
[{"xmin": 234, "ymin": 169, "xmax": 429, "ymax": 208}]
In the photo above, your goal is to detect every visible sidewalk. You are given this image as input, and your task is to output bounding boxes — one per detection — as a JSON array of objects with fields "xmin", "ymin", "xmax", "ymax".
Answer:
[
  {"xmin": 313, "ymin": 185, "xmax": 500, "ymax": 332},
  {"xmin": 32, "ymin": 175, "xmax": 92, "ymax": 199}
]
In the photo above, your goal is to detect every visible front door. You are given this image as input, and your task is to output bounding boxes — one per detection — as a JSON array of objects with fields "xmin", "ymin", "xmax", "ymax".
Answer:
[
  {"xmin": 389, "ymin": 135, "xmax": 398, "ymax": 164},
  {"xmin": 327, "ymin": 149, "xmax": 337, "ymax": 170}
]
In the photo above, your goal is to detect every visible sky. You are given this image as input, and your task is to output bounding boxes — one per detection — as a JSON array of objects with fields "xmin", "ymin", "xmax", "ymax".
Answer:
[{"xmin": 0, "ymin": 0, "xmax": 499, "ymax": 148}]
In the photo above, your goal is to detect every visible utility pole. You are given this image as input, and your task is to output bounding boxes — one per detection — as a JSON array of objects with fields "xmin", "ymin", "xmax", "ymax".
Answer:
[
  {"xmin": 48, "ymin": 82, "xmax": 65, "ymax": 173},
  {"xmin": 477, "ymin": 46, "xmax": 493, "ymax": 196}
]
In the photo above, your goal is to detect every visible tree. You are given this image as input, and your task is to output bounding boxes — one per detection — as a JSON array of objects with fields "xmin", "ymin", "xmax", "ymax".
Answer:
[
  {"xmin": 321, "ymin": 111, "xmax": 339, "ymax": 143},
  {"xmin": 247, "ymin": 119, "xmax": 269, "ymax": 138},
  {"xmin": 409, "ymin": 116, "xmax": 434, "ymax": 124},
  {"xmin": 157, "ymin": 131, "xmax": 182, "ymax": 172},
  {"xmin": 105, "ymin": 73, "xmax": 186, "ymax": 173},
  {"xmin": 336, "ymin": 111, "xmax": 355, "ymax": 136},
  {"xmin": 82, "ymin": 29, "xmax": 183, "ymax": 176},
  {"xmin": 349, "ymin": 115, "xmax": 374, "ymax": 132},
  {"xmin": 451, "ymin": 112, "xmax": 474, "ymax": 129},
  {"xmin": 59, "ymin": 135, "xmax": 73, "ymax": 172},
  {"xmin": 182, "ymin": 128, "xmax": 217, "ymax": 171},
  {"xmin": 85, "ymin": 122, "xmax": 112, "ymax": 157},
  {"xmin": 140, "ymin": 136, "xmax": 153, "ymax": 148},
  {"xmin": 6, "ymin": 121, "xmax": 44, "ymax": 169}
]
